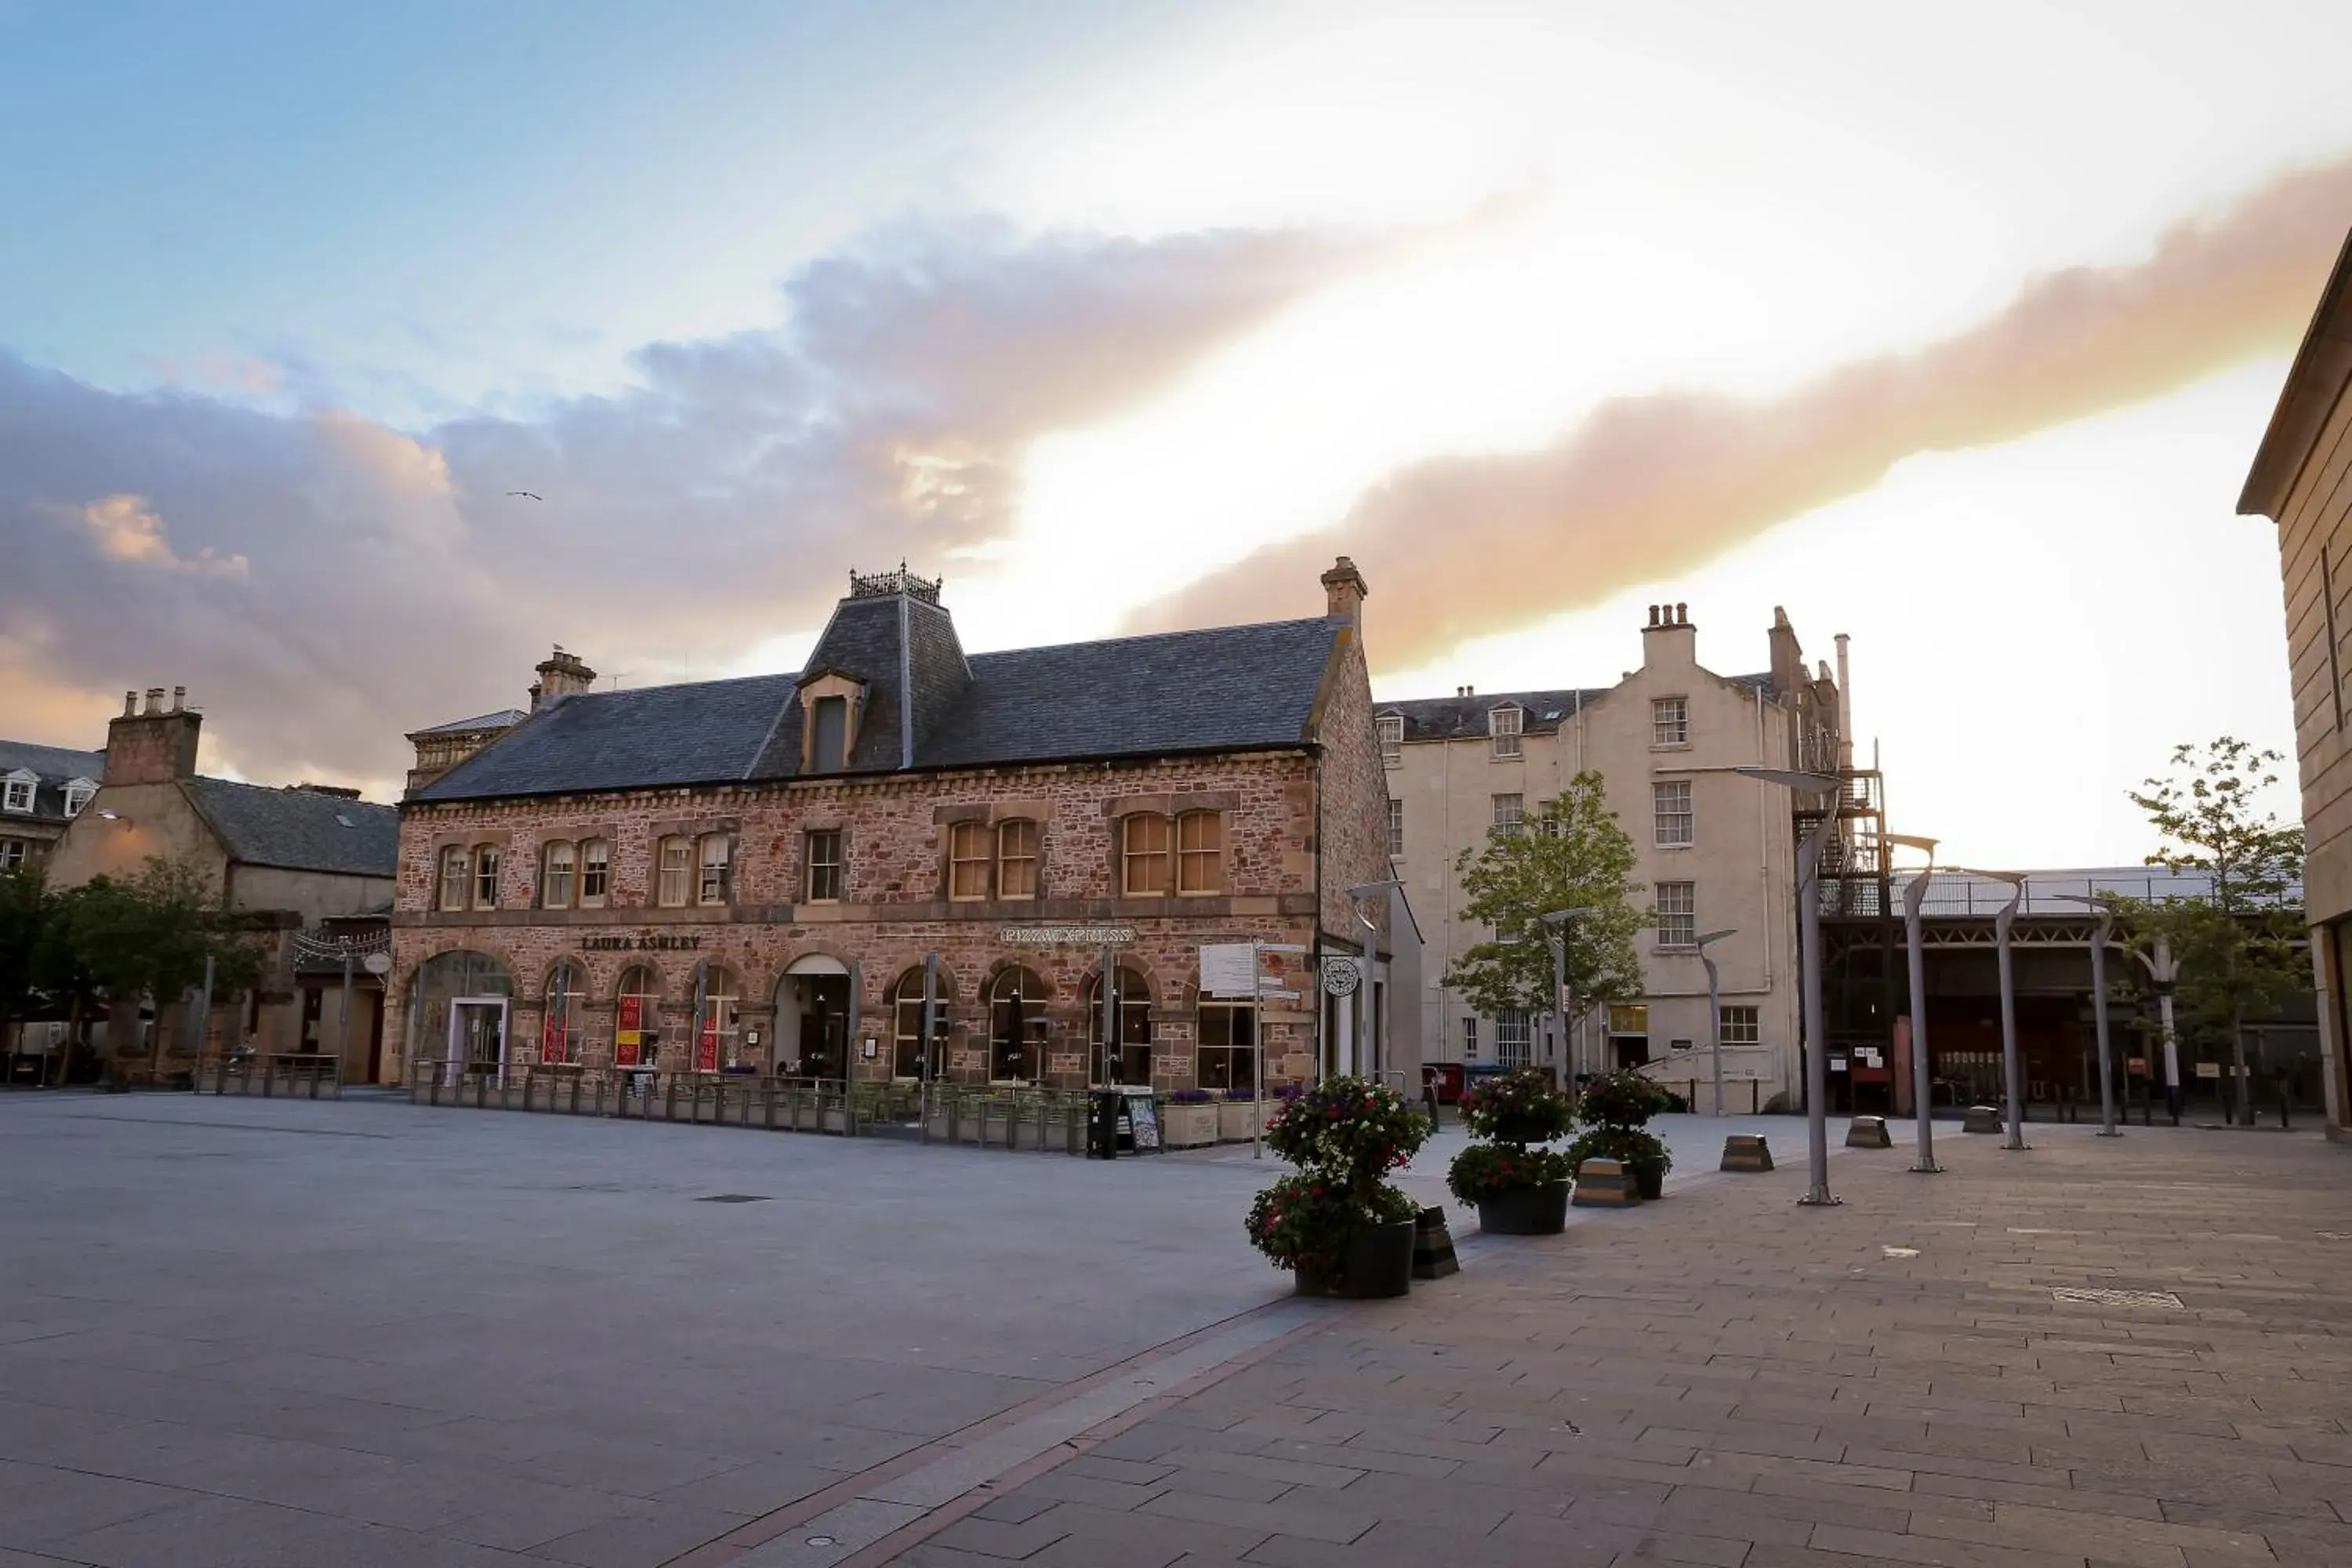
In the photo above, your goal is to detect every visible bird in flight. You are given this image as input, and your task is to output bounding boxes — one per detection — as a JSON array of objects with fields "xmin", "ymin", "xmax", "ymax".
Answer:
[{"xmin": 505, "ymin": 490, "xmax": 543, "ymax": 501}]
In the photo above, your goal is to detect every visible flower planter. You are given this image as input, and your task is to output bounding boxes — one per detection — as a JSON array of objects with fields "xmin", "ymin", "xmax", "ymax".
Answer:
[
  {"xmin": 1294, "ymin": 1218, "xmax": 1415, "ymax": 1299},
  {"xmin": 1475, "ymin": 1179, "xmax": 1571, "ymax": 1236},
  {"xmin": 1161, "ymin": 1102, "xmax": 1220, "ymax": 1149},
  {"xmin": 1487, "ymin": 1114, "xmax": 1556, "ymax": 1145},
  {"xmin": 1632, "ymin": 1160, "xmax": 1665, "ymax": 1201},
  {"xmin": 1218, "ymin": 1099, "xmax": 1266, "ymax": 1142}
]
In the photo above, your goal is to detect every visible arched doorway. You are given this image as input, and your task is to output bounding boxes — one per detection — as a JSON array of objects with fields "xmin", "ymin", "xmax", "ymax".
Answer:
[
  {"xmin": 989, "ymin": 967, "xmax": 1050, "ymax": 1083},
  {"xmin": 1084, "ymin": 967, "xmax": 1152, "ymax": 1086},
  {"xmin": 777, "ymin": 955, "xmax": 851, "ymax": 1081},
  {"xmin": 404, "ymin": 950, "xmax": 513, "ymax": 1085}
]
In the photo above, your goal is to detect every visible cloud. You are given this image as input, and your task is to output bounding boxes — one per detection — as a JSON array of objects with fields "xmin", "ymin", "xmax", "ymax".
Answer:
[
  {"xmin": 0, "ymin": 217, "xmax": 1387, "ymax": 793},
  {"xmin": 1129, "ymin": 157, "xmax": 2352, "ymax": 671}
]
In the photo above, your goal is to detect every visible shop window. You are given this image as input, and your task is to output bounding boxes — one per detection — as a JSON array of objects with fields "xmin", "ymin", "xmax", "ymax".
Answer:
[
  {"xmin": 890, "ymin": 967, "xmax": 947, "ymax": 1079},
  {"xmin": 655, "ymin": 836, "xmax": 691, "ymax": 907},
  {"xmin": 437, "ymin": 846, "xmax": 468, "ymax": 912},
  {"xmin": 1120, "ymin": 814, "xmax": 1170, "ymax": 896},
  {"xmin": 948, "ymin": 820, "xmax": 990, "ymax": 901},
  {"xmin": 1176, "ymin": 811, "xmax": 1222, "ymax": 895},
  {"xmin": 697, "ymin": 834, "xmax": 731, "ymax": 906},
  {"xmin": 1086, "ymin": 967, "xmax": 1153, "ymax": 1085},
  {"xmin": 996, "ymin": 818, "xmax": 1039, "ymax": 899},
  {"xmin": 543, "ymin": 960, "xmax": 586, "ymax": 1065},
  {"xmin": 989, "ymin": 966, "xmax": 1050, "ymax": 1083},
  {"xmin": 472, "ymin": 845, "xmax": 500, "ymax": 909},
  {"xmin": 541, "ymin": 840, "xmax": 575, "ymax": 909},
  {"xmin": 805, "ymin": 829, "xmax": 843, "ymax": 902},
  {"xmin": 578, "ymin": 838, "xmax": 609, "ymax": 906},
  {"xmin": 1197, "ymin": 1001, "xmax": 1256, "ymax": 1091},
  {"xmin": 615, "ymin": 965, "xmax": 661, "ymax": 1069},
  {"xmin": 691, "ymin": 965, "xmax": 742, "ymax": 1070}
]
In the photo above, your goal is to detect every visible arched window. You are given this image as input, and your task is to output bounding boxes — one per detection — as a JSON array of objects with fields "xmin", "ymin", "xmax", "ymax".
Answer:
[
  {"xmin": 890, "ymin": 967, "xmax": 948, "ymax": 1080},
  {"xmin": 615, "ymin": 964, "xmax": 662, "ymax": 1069},
  {"xmin": 691, "ymin": 964, "xmax": 742, "ymax": 1071},
  {"xmin": 542, "ymin": 960, "xmax": 586, "ymax": 1065},
  {"xmin": 437, "ymin": 846, "xmax": 468, "ymax": 912},
  {"xmin": 1197, "ymin": 999, "xmax": 1255, "ymax": 1091},
  {"xmin": 473, "ymin": 844, "xmax": 500, "ymax": 909},
  {"xmin": 988, "ymin": 967, "xmax": 1050, "ymax": 1083},
  {"xmin": 1175, "ymin": 811, "xmax": 1222, "ymax": 895},
  {"xmin": 1120, "ymin": 815, "xmax": 1170, "ymax": 896},
  {"xmin": 578, "ymin": 838, "xmax": 610, "ymax": 907},
  {"xmin": 1084, "ymin": 967, "xmax": 1152, "ymax": 1086},
  {"xmin": 655, "ymin": 837, "xmax": 691, "ymax": 907},
  {"xmin": 697, "ymin": 834, "xmax": 731, "ymax": 906},
  {"xmin": 401, "ymin": 949, "xmax": 514, "ymax": 1084},
  {"xmin": 996, "ymin": 819, "xmax": 1039, "ymax": 899},
  {"xmin": 947, "ymin": 821, "xmax": 990, "ymax": 901},
  {"xmin": 542, "ymin": 841, "xmax": 575, "ymax": 909}
]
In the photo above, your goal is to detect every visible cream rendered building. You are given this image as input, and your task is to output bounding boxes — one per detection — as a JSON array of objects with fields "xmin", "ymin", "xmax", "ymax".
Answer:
[{"xmin": 1383, "ymin": 604, "xmax": 1844, "ymax": 1111}]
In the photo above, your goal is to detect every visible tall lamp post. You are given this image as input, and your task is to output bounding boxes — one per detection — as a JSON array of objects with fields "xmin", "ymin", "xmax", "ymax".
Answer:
[
  {"xmin": 1346, "ymin": 880, "xmax": 1404, "ymax": 1083},
  {"xmin": 1734, "ymin": 767, "xmax": 1845, "ymax": 1207},
  {"xmin": 2042, "ymin": 891, "xmax": 2122, "ymax": 1137},
  {"xmin": 2134, "ymin": 938, "xmax": 2183, "ymax": 1125},
  {"xmin": 1947, "ymin": 869, "xmax": 2030, "ymax": 1151},
  {"xmin": 1886, "ymin": 833, "xmax": 1940, "ymax": 1174},
  {"xmin": 1693, "ymin": 927, "xmax": 1737, "ymax": 1116},
  {"xmin": 1541, "ymin": 907, "xmax": 1599, "ymax": 1085}
]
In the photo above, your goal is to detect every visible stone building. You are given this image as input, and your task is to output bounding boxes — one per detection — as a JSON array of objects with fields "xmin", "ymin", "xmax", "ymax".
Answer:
[
  {"xmin": 387, "ymin": 561, "xmax": 1399, "ymax": 1094},
  {"xmin": 0, "ymin": 739, "xmax": 103, "ymax": 873},
  {"xmin": 2239, "ymin": 224, "xmax": 2352, "ymax": 1138},
  {"xmin": 40, "ymin": 688, "xmax": 400, "ymax": 1080},
  {"xmin": 1381, "ymin": 603, "xmax": 1845, "ymax": 1109}
]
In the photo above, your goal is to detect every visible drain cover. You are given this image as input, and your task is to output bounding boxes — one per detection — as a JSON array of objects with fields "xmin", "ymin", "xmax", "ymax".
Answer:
[
  {"xmin": 696, "ymin": 1193, "xmax": 772, "ymax": 1203},
  {"xmin": 2052, "ymin": 1287, "xmax": 2183, "ymax": 1310}
]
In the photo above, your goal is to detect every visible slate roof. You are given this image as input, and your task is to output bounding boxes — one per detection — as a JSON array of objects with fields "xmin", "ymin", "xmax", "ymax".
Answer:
[
  {"xmin": 1380, "ymin": 673, "xmax": 1777, "ymax": 742},
  {"xmin": 412, "ymin": 611, "xmax": 1346, "ymax": 803},
  {"xmin": 408, "ymin": 709, "xmax": 526, "ymax": 738},
  {"xmin": 181, "ymin": 777, "xmax": 400, "ymax": 878},
  {"xmin": 0, "ymin": 739, "xmax": 104, "ymax": 825}
]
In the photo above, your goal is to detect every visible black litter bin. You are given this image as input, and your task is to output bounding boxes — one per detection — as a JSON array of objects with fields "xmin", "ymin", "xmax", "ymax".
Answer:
[{"xmin": 1087, "ymin": 1091, "xmax": 1122, "ymax": 1160}]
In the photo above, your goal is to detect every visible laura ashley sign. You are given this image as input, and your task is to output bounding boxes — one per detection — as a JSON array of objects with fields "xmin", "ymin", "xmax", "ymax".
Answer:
[{"xmin": 580, "ymin": 934, "xmax": 705, "ymax": 952}]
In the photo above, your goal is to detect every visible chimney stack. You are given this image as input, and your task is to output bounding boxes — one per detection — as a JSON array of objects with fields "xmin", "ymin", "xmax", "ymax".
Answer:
[
  {"xmin": 1320, "ymin": 556, "xmax": 1369, "ymax": 626},
  {"xmin": 105, "ymin": 683, "xmax": 203, "ymax": 786},
  {"xmin": 531, "ymin": 645, "xmax": 598, "ymax": 710},
  {"xmin": 1641, "ymin": 599, "xmax": 1697, "ymax": 669}
]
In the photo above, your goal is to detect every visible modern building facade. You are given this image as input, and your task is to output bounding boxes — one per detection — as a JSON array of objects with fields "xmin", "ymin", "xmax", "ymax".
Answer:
[
  {"xmin": 0, "ymin": 739, "xmax": 103, "ymax": 873},
  {"xmin": 2240, "ymin": 224, "xmax": 2352, "ymax": 1138},
  {"xmin": 1382, "ymin": 603, "xmax": 1844, "ymax": 1109},
  {"xmin": 387, "ymin": 561, "xmax": 1402, "ymax": 1096}
]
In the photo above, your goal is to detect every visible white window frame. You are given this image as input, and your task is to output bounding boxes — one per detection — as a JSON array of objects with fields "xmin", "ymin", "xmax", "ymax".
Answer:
[
  {"xmin": 542, "ymin": 840, "xmax": 575, "ymax": 909},
  {"xmin": 578, "ymin": 838, "xmax": 609, "ymax": 908},
  {"xmin": 1656, "ymin": 880, "xmax": 1695, "ymax": 947},
  {"xmin": 697, "ymin": 833, "xmax": 731, "ymax": 906},
  {"xmin": 806, "ymin": 829, "xmax": 844, "ymax": 903},
  {"xmin": 473, "ymin": 844, "xmax": 500, "ymax": 909},
  {"xmin": 1460, "ymin": 1016, "xmax": 1479, "ymax": 1060},
  {"xmin": 1652, "ymin": 696, "xmax": 1689, "ymax": 747},
  {"xmin": 1490, "ymin": 793, "xmax": 1523, "ymax": 834},
  {"xmin": 1488, "ymin": 706, "xmax": 1523, "ymax": 759},
  {"xmin": 0, "ymin": 773, "xmax": 32, "ymax": 815},
  {"xmin": 437, "ymin": 846, "xmax": 468, "ymax": 912},
  {"xmin": 655, "ymin": 836, "xmax": 691, "ymax": 908},
  {"xmin": 1653, "ymin": 780, "xmax": 1693, "ymax": 848},
  {"xmin": 62, "ymin": 779, "xmax": 96, "ymax": 817},
  {"xmin": 1387, "ymin": 797, "xmax": 1403, "ymax": 859},
  {"xmin": 0, "ymin": 839, "xmax": 25, "ymax": 873},
  {"xmin": 1377, "ymin": 714, "xmax": 1403, "ymax": 767},
  {"xmin": 1720, "ymin": 1005, "xmax": 1760, "ymax": 1045}
]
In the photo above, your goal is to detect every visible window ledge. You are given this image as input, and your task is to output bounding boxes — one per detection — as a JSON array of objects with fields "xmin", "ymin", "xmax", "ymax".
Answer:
[
  {"xmin": 1650, "ymin": 742, "xmax": 1692, "ymax": 752},
  {"xmin": 1653, "ymin": 942, "xmax": 1699, "ymax": 954},
  {"xmin": 1655, "ymin": 843, "xmax": 1693, "ymax": 852}
]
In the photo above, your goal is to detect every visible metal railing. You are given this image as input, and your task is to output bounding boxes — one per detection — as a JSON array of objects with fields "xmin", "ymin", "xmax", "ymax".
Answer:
[{"xmin": 205, "ymin": 1052, "xmax": 343, "ymax": 1098}]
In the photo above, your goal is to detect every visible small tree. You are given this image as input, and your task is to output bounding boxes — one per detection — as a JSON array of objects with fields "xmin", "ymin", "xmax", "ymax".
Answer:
[
  {"xmin": 1445, "ymin": 771, "xmax": 1646, "ymax": 1069},
  {"xmin": 2125, "ymin": 738, "xmax": 2307, "ymax": 1124},
  {"xmin": 62, "ymin": 857, "xmax": 262, "ymax": 1081}
]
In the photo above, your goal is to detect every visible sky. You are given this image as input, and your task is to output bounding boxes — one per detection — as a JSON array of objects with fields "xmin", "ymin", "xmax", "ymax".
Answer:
[{"xmin": 2, "ymin": 0, "xmax": 2347, "ymax": 868}]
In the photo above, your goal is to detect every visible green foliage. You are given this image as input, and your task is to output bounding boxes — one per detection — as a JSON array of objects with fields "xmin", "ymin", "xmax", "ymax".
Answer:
[
  {"xmin": 1457, "ymin": 1066, "xmax": 1571, "ymax": 1144},
  {"xmin": 1446, "ymin": 1142, "xmax": 1573, "ymax": 1204},
  {"xmin": 1443, "ymin": 771, "xmax": 1646, "ymax": 1026},
  {"xmin": 1564, "ymin": 1124, "xmax": 1671, "ymax": 1174},
  {"xmin": 1247, "ymin": 1174, "xmax": 1414, "ymax": 1277},
  {"xmin": 0, "ymin": 856, "xmax": 263, "ymax": 1027},
  {"xmin": 1247, "ymin": 1076, "xmax": 1423, "ymax": 1279},
  {"xmin": 1573, "ymin": 1069, "xmax": 1671, "ymax": 1130},
  {"xmin": 2122, "ymin": 739, "xmax": 2308, "ymax": 1111}
]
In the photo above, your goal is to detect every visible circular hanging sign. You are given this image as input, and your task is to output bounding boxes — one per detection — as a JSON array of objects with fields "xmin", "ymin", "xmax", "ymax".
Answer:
[
  {"xmin": 1319, "ymin": 957, "xmax": 1362, "ymax": 997},
  {"xmin": 362, "ymin": 953, "xmax": 394, "ymax": 976}
]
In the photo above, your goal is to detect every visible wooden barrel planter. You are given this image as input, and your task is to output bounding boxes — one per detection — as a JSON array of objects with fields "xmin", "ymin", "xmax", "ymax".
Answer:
[{"xmin": 1476, "ymin": 1179, "xmax": 1571, "ymax": 1236}]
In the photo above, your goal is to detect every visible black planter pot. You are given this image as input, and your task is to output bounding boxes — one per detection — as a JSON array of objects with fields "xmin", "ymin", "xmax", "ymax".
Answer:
[
  {"xmin": 1488, "ymin": 1115, "xmax": 1556, "ymax": 1145},
  {"xmin": 1476, "ymin": 1179, "xmax": 1570, "ymax": 1236},
  {"xmin": 1632, "ymin": 1160, "xmax": 1666, "ymax": 1200},
  {"xmin": 1294, "ymin": 1218, "xmax": 1415, "ymax": 1298}
]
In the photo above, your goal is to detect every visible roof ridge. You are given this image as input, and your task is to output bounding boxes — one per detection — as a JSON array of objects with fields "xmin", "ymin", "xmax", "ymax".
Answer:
[{"xmin": 966, "ymin": 615, "xmax": 1334, "ymax": 663}]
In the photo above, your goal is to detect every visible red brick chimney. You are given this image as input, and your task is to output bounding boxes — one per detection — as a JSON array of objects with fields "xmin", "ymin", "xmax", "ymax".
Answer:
[{"xmin": 103, "ymin": 685, "xmax": 201, "ymax": 786}]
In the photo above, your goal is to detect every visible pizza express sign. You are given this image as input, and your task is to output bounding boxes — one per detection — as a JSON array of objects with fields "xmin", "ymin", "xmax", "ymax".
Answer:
[{"xmin": 579, "ymin": 933, "xmax": 705, "ymax": 952}]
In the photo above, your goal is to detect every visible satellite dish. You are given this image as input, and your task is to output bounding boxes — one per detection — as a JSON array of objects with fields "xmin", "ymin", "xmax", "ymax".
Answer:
[{"xmin": 363, "ymin": 953, "xmax": 393, "ymax": 976}]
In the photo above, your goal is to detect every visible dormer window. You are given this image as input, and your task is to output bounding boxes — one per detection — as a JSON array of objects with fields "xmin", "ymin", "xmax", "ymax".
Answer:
[
  {"xmin": 812, "ymin": 696, "xmax": 848, "ymax": 772},
  {"xmin": 1377, "ymin": 715, "xmax": 1403, "ymax": 766},
  {"xmin": 1488, "ymin": 706, "xmax": 1523, "ymax": 759},
  {"xmin": 0, "ymin": 772, "xmax": 32, "ymax": 814},
  {"xmin": 62, "ymin": 779, "xmax": 96, "ymax": 817}
]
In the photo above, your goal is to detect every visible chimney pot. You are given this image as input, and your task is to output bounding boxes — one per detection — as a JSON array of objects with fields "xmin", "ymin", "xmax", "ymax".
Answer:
[
  {"xmin": 1648, "ymin": 604, "xmax": 1660, "ymax": 627},
  {"xmin": 122, "ymin": 691, "xmax": 136, "ymax": 717},
  {"xmin": 1675, "ymin": 602, "xmax": 1687, "ymax": 624},
  {"xmin": 143, "ymin": 687, "xmax": 164, "ymax": 715},
  {"xmin": 170, "ymin": 685, "xmax": 185, "ymax": 712}
]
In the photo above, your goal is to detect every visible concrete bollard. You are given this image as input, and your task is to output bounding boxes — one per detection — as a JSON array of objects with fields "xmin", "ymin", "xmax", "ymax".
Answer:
[
  {"xmin": 1846, "ymin": 1116, "xmax": 1892, "ymax": 1149},
  {"xmin": 1720, "ymin": 1134, "xmax": 1774, "ymax": 1172},
  {"xmin": 1572, "ymin": 1157, "xmax": 1641, "ymax": 1207},
  {"xmin": 1412, "ymin": 1207, "xmax": 1461, "ymax": 1279},
  {"xmin": 1962, "ymin": 1104, "xmax": 2004, "ymax": 1134}
]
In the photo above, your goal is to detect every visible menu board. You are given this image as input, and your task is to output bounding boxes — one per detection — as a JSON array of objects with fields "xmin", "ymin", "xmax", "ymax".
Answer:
[{"xmin": 1124, "ymin": 1091, "xmax": 1161, "ymax": 1152}]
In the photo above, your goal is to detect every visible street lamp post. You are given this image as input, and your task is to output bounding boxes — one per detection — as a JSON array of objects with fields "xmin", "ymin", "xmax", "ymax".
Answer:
[
  {"xmin": 2042, "ymin": 892, "xmax": 2121, "ymax": 1137},
  {"xmin": 2135, "ymin": 938, "xmax": 2183, "ymax": 1125},
  {"xmin": 1886, "ymin": 833, "xmax": 1940, "ymax": 1174},
  {"xmin": 1991, "ymin": 876, "xmax": 2028, "ymax": 1150},
  {"xmin": 1734, "ymin": 767, "xmax": 1845, "ymax": 1207},
  {"xmin": 1541, "ymin": 907, "xmax": 1599, "ymax": 1086},
  {"xmin": 1693, "ymin": 928, "xmax": 1737, "ymax": 1117}
]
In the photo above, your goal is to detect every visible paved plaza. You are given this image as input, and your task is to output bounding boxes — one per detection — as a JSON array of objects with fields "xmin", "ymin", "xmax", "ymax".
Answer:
[{"xmin": 2, "ymin": 1094, "xmax": 2348, "ymax": 1568}]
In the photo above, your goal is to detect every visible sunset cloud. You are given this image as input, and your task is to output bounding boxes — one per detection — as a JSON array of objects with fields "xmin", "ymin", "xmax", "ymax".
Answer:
[
  {"xmin": 1130, "ymin": 158, "xmax": 2352, "ymax": 671},
  {"xmin": 79, "ymin": 493, "xmax": 250, "ymax": 577}
]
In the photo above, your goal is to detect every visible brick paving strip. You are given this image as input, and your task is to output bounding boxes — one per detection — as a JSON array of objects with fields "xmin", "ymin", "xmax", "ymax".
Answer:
[{"xmin": 834, "ymin": 1125, "xmax": 2352, "ymax": 1568}]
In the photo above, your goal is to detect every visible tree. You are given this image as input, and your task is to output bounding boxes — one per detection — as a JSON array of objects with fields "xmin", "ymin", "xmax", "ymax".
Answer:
[
  {"xmin": 2124, "ymin": 738, "xmax": 2307, "ymax": 1124},
  {"xmin": 1445, "ymin": 771, "xmax": 1646, "ymax": 1067},
  {"xmin": 60, "ymin": 857, "xmax": 263, "ymax": 1082}
]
